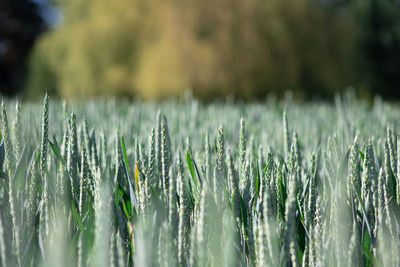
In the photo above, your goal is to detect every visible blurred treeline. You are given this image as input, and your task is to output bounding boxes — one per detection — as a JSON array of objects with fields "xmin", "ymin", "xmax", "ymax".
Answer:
[
  {"xmin": 25, "ymin": 0, "xmax": 400, "ymax": 100},
  {"xmin": 0, "ymin": 0, "xmax": 46, "ymax": 96}
]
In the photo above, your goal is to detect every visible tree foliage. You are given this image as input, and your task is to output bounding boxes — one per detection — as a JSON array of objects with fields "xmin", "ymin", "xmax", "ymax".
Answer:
[
  {"xmin": 27, "ymin": 0, "xmax": 358, "ymax": 100},
  {"xmin": 353, "ymin": 0, "xmax": 400, "ymax": 99}
]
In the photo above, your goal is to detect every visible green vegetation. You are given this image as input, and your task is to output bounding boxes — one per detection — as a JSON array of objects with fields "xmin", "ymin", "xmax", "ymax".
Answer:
[
  {"xmin": 0, "ymin": 94, "xmax": 399, "ymax": 266},
  {"xmin": 27, "ymin": 0, "xmax": 400, "ymax": 100},
  {"xmin": 27, "ymin": 0, "xmax": 346, "ymax": 99}
]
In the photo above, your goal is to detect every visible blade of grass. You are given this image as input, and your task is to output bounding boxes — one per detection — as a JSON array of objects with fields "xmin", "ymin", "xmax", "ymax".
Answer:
[
  {"xmin": 49, "ymin": 139, "xmax": 66, "ymax": 166},
  {"xmin": 186, "ymin": 150, "xmax": 199, "ymax": 190},
  {"xmin": 121, "ymin": 136, "xmax": 131, "ymax": 175},
  {"xmin": 71, "ymin": 200, "xmax": 84, "ymax": 232}
]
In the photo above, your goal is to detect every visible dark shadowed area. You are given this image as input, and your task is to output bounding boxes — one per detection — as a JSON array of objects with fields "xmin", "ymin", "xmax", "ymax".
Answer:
[{"xmin": 0, "ymin": 0, "xmax": 46, "ymax": 96}]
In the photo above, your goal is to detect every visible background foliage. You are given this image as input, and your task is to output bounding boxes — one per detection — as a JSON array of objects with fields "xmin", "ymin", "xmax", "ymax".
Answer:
[
  {"xmin": 23, "ymin": 0, "xmax": 400, "ymax": 100},
  {"xmin": 0, "ymin": 0, "xmax": 399, "ymax": 100}
]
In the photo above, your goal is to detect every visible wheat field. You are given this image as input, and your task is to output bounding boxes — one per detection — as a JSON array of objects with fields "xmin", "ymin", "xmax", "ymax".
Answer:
[{"xmin": 0, "ymin": 94, "xmax": 399, "ymax": 266}]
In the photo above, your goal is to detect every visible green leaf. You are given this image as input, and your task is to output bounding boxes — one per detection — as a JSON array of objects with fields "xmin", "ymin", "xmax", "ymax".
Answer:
[
  {"xmin": 121, "ymin": 136, "xmax": 131, "ymax": 175},
  {"xmin": 49, "ymin": 139, "xmax": 66, "ymax": 166},
  {"xmin": 350, "ymin": 180, "xmax": 372, "ymax": 236},
  {"xmin": 184, "ymin": 174, "xmax": 195, "ymax": 208},
  {"xmin": 120, "ymin": 191, "xmax": 131, "ymax": 219},
  {"xmin": 115, "ymin": 182, "xmax": 121, "ymax": 210},
  {"xmin": 120, "ymin": 136, "xmax": 137, "ymax": 214},
  {"xmin": 359, "ymin": 151, "xmax": 365, "ymax": 162},
  {"xmin": 362, "ymin": 230, "xmax": 374, "ymax": 266},
  {"xmin": 127, "ymin": 177, "xmax": 137, "ymax": 215},
  {"xmin": 12, "ymin": 144, "xmax": 28, "ymax": 191},
  {"xmin": 71, "ymin": 200, "xmax": 84, "ymax": 232},
  {"xmin": 186, "ymin": 150, "xmax": 199, "ymax": 189},
  {"xmin": 192, "ymin": 156, "xmax": 203, "ymax": 185},
  {"xmin": 239, "ymin": 195, "xmax": 248, "ymax": 239},
  {"xmin": 297, "ymin": 199, "xmax": 305, "ymax": 223}
]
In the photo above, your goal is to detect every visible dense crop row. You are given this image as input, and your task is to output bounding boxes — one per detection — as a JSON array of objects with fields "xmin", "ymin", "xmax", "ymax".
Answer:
[{"xmin": 0, "ymin": 95, "xmax": 399, "ymax": 266}]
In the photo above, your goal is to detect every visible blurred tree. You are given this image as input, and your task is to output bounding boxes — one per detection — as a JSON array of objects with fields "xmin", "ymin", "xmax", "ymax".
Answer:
[
  {"xmin": 353, "ymin": 0, "xmax": 400, "ymax": 99},
  {"xmin": 27, "ymin": 0, "xmax": 357, "ymax": 100},
  {"xmin": 0, "ymin": 0, "xmax": 46, "ymax": 96}
]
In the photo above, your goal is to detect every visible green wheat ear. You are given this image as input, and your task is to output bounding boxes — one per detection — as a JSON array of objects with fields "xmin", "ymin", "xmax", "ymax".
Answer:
[
  {"xmin": 284, "ymin": 172, "xmax": 298, "ymax": 267},
  {"xmin": 387, "ymin": 128, "xmax": 397, "ymax": 176},
  {"xmin": 40, "ymin": 93, "xmax": 50, "ymax": 237},
  {"xmin": 167, "ymin": 165, "xmax": 176, "ymax": 232},
  {"xmin": 148, "ymin": 127, "xmax": 156, "ymax": 192},
  {"xmin": 349, "ymin": 138, "xmax": 361, "ymax": 199},
  {"xmin": 362, "ymin": 141, "xmax": 377, "ymax": 205},
  {"xmin": 27, "ymin": 152, "xmax": 39, "ymax": 230},
  {"xmin": 68, "ymin": 112, "xmax": 79, "ymax": 200},
  {"xmin": 1, "ymin": 101, "xmax": 15, "ymax": 174},
  {"xmin": 384, "ymin": 140, "xmax": 394, "ymax": 199},
  {"xmin": 12, "ymin": 100, "xmax": 21, "ymax": 159},
  {"xmin": 40, "ymin": 94, "xmax": 49, "ymax": 174},
  {"xmin": 161, "ymin": 115, "xmax": 171, "ymax": 201},
  {"xmin": 1, "ymin": 101, "xmax": 20, "ymax": 266},
  {"xmin": 213, "ymin": 126, "xmax": 226, "ymax": 204},
  {"xmin": 204, "ymin": 132, "xmax": 211, "ymax": 183},
  {"xmin": 226, "ymin": 147, "xmax": 238, "ymax": 204},
  {"xmin": 177, "ymin": 151, "xmax": 188, "ymax": 266},
  {"xmin": 216, "ymin": 125, "xmax": 226, "ymax": 176},
  {"xmin": 156, "ymin": 111, "xmax": 162, "ymax": 175},
  {"xmin": 239, "ymin": 118, "xmax": 246, "ymax": 172},
  {"xmin": 283, "ymin": 110, "xmax": 291, "ymax": 161}
]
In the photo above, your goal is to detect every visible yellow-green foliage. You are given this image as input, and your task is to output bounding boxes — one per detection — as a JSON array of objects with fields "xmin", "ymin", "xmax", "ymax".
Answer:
[{"xmin": 27, "ymin": 0, "xmax": 355, "ymax": 99}]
